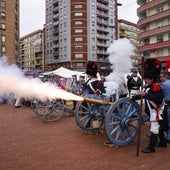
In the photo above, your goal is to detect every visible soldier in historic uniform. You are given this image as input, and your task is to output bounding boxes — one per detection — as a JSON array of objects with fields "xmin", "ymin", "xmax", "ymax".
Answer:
[
  {"xmin": 127, "ymin": 71, "xmax": 142, "ymax": 96},
  {"xmin": 131, "ymin": 58, "xmax": 167, "ymax": 153},
  {"xmin": 82, "ymin": 61, "xmax": 105, "ymax": 96}
]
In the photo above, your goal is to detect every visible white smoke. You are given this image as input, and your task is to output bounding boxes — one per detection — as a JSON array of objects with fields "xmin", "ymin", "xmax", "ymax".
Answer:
[
  {"xmin": 0, "ymin": 56, "xmax": 83, "ymax": 102},
  {"xmin": 107, "ymin": 38, "xmax": 133, "ymax": 73},
  {"xmin": 104, "ymin": 38, "xmax": 134, "ymax": 97}
]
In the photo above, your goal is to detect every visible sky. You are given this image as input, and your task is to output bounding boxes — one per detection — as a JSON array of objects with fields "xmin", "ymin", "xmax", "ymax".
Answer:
[{"xmin": 20, "ymin": 0, "xmax": 139, "ymax": 37}]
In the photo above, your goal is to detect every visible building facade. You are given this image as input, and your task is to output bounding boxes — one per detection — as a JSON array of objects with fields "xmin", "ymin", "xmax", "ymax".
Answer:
[
  {"xmin": 117, "ymin": 19, "xmax": 141, "ymax": 70},
  {"xmin": 45, "ymin": 0, "xmax": 117, "ymax": 74},
  {"xmin": 0, "ymin": 0, "xmax": 19, "ymax": 64},
  {"xmin": 19, "ymin": 29, "xmax": 45, "ymax": 73},
  {"xmin": 137, "ymin": 0, "xmax": 170, "ymax": 67}
]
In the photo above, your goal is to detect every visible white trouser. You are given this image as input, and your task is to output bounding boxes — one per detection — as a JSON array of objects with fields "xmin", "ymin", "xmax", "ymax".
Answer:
[
  {"xmin": 130, "ymin": 89, "xmax": 140, "ymax": 96},
  {"xmin": 15, "ymin": 96, "xmax": 21, "ymax": 106},
  {"xmin": 150, "ymin": 121, "xmax": 160, "ymax": 134}
]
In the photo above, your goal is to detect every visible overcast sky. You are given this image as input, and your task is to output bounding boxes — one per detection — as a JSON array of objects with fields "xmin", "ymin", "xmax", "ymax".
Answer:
[{"xmin": 20, "ymin": 0, "xmax": 139, "ymax": 37}]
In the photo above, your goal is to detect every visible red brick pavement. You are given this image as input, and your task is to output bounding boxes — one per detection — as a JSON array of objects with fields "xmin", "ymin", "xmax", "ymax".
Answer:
[{"xmin": 0, "ymin": 103, "xmax": 170, "ymax": 170}]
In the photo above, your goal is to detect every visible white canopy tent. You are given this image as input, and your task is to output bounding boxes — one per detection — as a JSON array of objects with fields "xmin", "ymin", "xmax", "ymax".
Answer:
[{"xmin": 42, "ymin": 67, "xmax": 86, "ymax": 80}]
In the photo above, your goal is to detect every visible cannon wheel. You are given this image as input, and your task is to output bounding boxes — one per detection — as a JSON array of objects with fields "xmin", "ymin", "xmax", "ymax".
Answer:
[
  {"xmin": 31, "ymin": 99, "xmax": 64, "ymax": 122},
  {"xmin": 105, "ymin": 97, "xmax": 140, "ymax": 146},
  {"xmin": 75, "ymin": 101, "xmax": 104, "ymax": 131}
]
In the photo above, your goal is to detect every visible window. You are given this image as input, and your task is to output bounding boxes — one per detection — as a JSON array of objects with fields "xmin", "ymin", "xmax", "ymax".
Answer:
[
  {"xmin": 92, "ymin": 14, "xmax": 95, "ymax": 18},
  {"xmin": 157, "ymin": 49, "xmax": 163, "ymax": 57},
  {"xmin": 75, "ymin": 37, "xmax": 83, "ymax": 41},
  {"xmin": 75, "ymin": 21, "xmax": 82, "ymax": 25},
  {"xmin": 75, "ymin": 46, "xmax": 83, "ymax": 49},
  {"xmin": 144, "ymin": 38, "xmax": 150, "ymax": 45},
  {"xmin": 92, "ymin": 29, "xmax": 95, "ymax": 34},
  {"xmin": 1, "ymin": 35, "xmax": 5, "ymax": 42},
  {"xmin": 75, "ymin": 29, "xmax": 83, "ymax": 33},
  {"xmin": 157, "ymin": 6, "xmax": 163, "ymax": 13},
  {"xmin": 75, "ymin": 12, "xmax": 83, "ymax": 16},
  {"xmin": 157, "ymin": 35, "xmax": 163, "ymax": 42},
  {"xmin": 168, "ymin": 47, "xmax": 170, "ymax": 55},
  {"xmin": 0, "ymin": 23, "xmax": 5, "ymax": 29},
  {"xmin": 75, "ymin": 4, "xmax": 82, "ymax": 9},
  {"xmin": 76, "ymin": 63, "xmax": 83, "ymax": 67},
  {"xmin": 75, "ymin": 54, "xmax": 83, "ymax": 58},
  {"xmin": 2, "ymin": 45, "xmax": 6, "ymax": 53},
  {"xmin": 0, "ymin": 1, "xmax": 6, "ymax": 9},
  {"xmin": 156, "ymin": 21, "xmax": 163, "ymax": 28},
  {"xmin": 0, "ymin": 12, "xmax": 6, "ymax": 19}
]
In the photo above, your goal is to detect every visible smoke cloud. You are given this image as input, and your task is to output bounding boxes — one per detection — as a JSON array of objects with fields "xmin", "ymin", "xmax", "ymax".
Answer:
[
  {"xmin": 0, "ymin": 56, "xmax": 83, "ymax": 102},
  {"xmin": 104, "ymin": 38, "xmax": 134, "ymax": 97},
  {"xmin": 0, "ymin": 38, "xmax": 134, "ymax": 102}
]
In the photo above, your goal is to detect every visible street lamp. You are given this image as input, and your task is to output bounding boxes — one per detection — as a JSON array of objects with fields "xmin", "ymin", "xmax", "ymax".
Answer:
[{"xmin": 115, "ymin": 1, "xmax": 122, "ymax": 39}]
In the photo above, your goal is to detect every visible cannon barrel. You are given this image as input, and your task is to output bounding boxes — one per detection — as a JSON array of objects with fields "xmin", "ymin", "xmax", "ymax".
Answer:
[{"xmin": 83, "ymin": 97, "xmax": 114, "ymax": 105}]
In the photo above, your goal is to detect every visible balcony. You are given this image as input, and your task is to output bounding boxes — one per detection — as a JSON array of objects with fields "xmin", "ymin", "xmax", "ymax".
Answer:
[
  {"xmin": 97, "ymin": 33, "xmax": 109, "ymax": 40},
  {"xmin": 138, "ymin": 25, "xmax": 170, "ymax": 39},
  {"xmin": 138, "ymin": 40, "xmax": 170, "ymax": 52},
  {"xmin": 137, "ymin": 9, "xmax": 170, "ymax": 28},
  {"xmin": 137, "ymin": 0, "xmax": 167, "ymax": 14},
  {"xmin": 53, "ymin": 0, "xmax": 58, "ymax": 5},
  {"xmin": 97, "ymin": 11, "xmax": 109, "ymax": 18},
  {"xmin": 97, "ymin": 42, "xmax": 109, "ymax": 47},
  {"xmin": 97, "ymin": 19, "xmax": 109, "ymax": 26},
  {"xmin": 97, "ymin": 2, "xmax": 109, "ymax": 11},
  {"xmin": 155, "ymin": 56, "xmax": 170, "ymax": 62},
  {"xmin": 97, "ymin": 50, "xmax": 108, "ymax": 55},
  {"xmin": 137, "ymin": 0, "xmax": 147, "ymax": 5}
]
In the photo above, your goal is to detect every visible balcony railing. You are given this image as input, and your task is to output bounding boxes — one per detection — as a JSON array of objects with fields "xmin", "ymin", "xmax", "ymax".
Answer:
[
  {"xmin": 138, "ymin": 40, "xmax": 170, "ymax": 52},
  {"xmin": 138, "ymin": 25, "xmax": 170, "ymax": 39},
  {"xmin": 97, "ymin": 2, "xmax": 109, "ymax": 11},
  {"xmin": 137, "ymin": 9, "xmax": 170, "ymax": 28},
  {"xmin": 137, "ymin": 0, "xmax": 167, "ymax": 14}
]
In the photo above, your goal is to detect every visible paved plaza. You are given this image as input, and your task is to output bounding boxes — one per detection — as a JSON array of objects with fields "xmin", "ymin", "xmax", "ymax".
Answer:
[{"xmin": 0, "ymin": 103, "xmax": 170, "ymax": 170}]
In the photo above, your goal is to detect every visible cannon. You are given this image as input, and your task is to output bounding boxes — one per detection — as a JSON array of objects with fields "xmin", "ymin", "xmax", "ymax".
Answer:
[
  {"xmin": 31, "ymin": 93, "xmax": 141, "ymax": 147},
  {"xmin": 31, "ymin": 99, "xmax": 76, "ymax": 122},
  {"xmin": 31, "ymin": 99, "xmax": 65, "ymax": 122},
  {"xmin": 75, "ymin": 94, "xmax": 141, "ymax": 146}
]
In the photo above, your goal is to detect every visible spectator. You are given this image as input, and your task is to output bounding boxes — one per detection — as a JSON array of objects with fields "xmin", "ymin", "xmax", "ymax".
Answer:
[
  {"xmin": 160, "ymin": 71, "xmax": 170, "ymax": 143},
  {"xmin": 127, "ymin": 71, "xmax": 142, "ymax": 96},
  {"xmin": 58, "ymin": 78, "xmax": 66, "ymax": 90}
]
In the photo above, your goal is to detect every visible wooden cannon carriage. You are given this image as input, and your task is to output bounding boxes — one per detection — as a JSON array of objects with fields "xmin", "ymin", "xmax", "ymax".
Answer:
[{"xmin": 31, "ymin": 94, "xmax": 141, "ymax": 147}]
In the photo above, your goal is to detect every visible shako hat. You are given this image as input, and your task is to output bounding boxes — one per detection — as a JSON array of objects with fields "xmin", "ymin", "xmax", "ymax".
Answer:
[
  {"xmin": 86, "ymin": 61, "xmax": 98, "ymax": 77},
  {"xmin": 143, "ymin": 58, "xmax": 161, "ymax": 81}
]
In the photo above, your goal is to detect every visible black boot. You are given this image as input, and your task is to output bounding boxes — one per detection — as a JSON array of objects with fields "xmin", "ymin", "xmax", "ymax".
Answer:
[
  {"xmin": 142, "ymin": 133, "xmax": 158, "ymax": 153},
  {"xmin": 157, "ymin": 129, "xmax": 167, "ymax": 147},
  {"xmin": 142, "ymin": 145, "xmax": 155, "ymax": 153}
]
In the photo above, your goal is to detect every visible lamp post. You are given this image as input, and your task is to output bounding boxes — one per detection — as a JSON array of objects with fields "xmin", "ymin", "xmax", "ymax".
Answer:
[{"xmin": 115, "ymin": 1, "xmax": 122, "ymax": 39}]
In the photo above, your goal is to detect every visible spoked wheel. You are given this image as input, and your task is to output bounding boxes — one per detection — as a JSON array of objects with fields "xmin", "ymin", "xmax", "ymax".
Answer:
[
  {"xmin": 105, "ymin": 97, "xmax": 140, "ymax": 146},
  {"xmin": 31, "ymin": 99, "xmax": 64, "ymax": 122},
  {"xmin": 75, "ymin": 101, "xmax": 104, "ymax": 131}
]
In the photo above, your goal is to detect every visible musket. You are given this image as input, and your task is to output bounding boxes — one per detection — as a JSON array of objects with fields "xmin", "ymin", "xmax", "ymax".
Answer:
[{"xmin": 136, "ymin": 56, "xmax": 145, "ymax": 157}]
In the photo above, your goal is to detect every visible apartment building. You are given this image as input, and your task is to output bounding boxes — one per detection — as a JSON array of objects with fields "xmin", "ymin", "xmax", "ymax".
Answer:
[
  {"xmin": 45, "ymin": 0, "xmax": 117, "ymax": 74},
  {"xmin": 0, "ymin": 0, "xmax": 19, "ymax": 64},
  {"xmin": 137, "ymin": 0, "xmax": 170, "ymax": 67},
  {"xmin": 117, "ymin": 19, "xmax": 141, "ymax": 70},
  {"xmin": 19, "ymin": 29, "xmax": 45, "ymax": 73}
]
